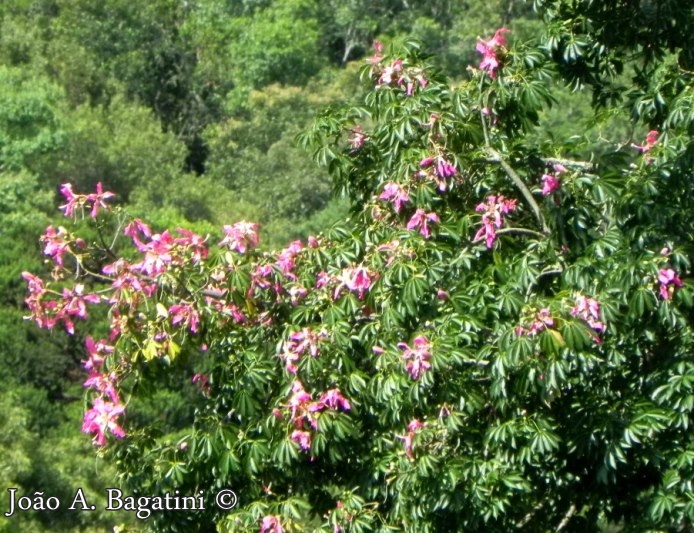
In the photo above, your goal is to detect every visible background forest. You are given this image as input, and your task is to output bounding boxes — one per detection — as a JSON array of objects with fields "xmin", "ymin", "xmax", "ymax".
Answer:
[{"xmin": 0, "ymin": 1, "xmax": 627, "ymax": 531}]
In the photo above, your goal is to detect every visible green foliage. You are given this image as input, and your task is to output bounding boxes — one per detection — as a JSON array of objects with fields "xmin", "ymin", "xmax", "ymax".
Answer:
[
  {"xmin": 0, "ymin": 66, "xmax": 66, "ymax": 171},
  {"xmin": 227, "ymin": 0, "xmax": 325, "ymax": 89}
]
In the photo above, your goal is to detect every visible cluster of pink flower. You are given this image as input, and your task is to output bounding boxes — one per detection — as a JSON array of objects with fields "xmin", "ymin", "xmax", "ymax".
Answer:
[
  {"xmin": 274, "ymin": 381, "xmax": 351, "ymax": 453},
  {"xmin": 41, "ymin": 225, "xmax": 73, "ymax": 268},
  {"xmin": 59, "ymin": 182, "xmax": 115, "ymax": 219},
  {"xmin": 377, "ymin": 178, "xmax": 441, "ymax": 239},
  {"xmin": 333, "ymin": 265, "xmax": 374, "ymax": 300},
  {"xmin": 276, "ymin": 240, "xmax": 304, "ymax": 280},
  {"xmin": 260, "ymin": 515, "xmax": 283, "ymax": 533},
  {"xmin": 21, "ymin": 274, "xmax": 100, "ymax": 335},
  {"xmin": 515, "ymin": 308, "xmax": 554, "ymax": 336},
  {"xmin": 658, "ymin": 268, "xmax": 683, "ymax": 300},
  {"xmin": 169, "ymin": 303, "xmax": 200, "ymax": 333},
  {"xmin": 279, "ymin": 327, "xmax": 328, "ymax": 374},
  {"xmin": 348, "ymin": 125, "xmax": 366, "ymax": 152},
  {"xmin": 541, "ymin": 163, "xmax": 567, "ymax": 196},
  {"xmin": 398, "ymin": 336, "xmax": 432, "ymax": 380},
  {"xmin": 219, "ymin": 221, "xmax": 259, "ymax": 254},
  {"xmin": 369, "ymin": 41, "xmax": 428, "ymax": 96},
  {"xmin": 406, "ymin": 209, "xmax": 440, "ymax": 239},
  {"xmin": 473, "ymin": 195, "xmax": 517, "ymax": 248},
  {"xmin": 192, "ymin": 373, "xmax": 211, "ymax": 395},
  {"xmin": 476, "ymin": 28, "xmax": 510, "ymax": 78},
  {"xmin": 379, "ymin": 182, "xmax": 410, "ymax": 213},
  {"xmin": 81, "ymin": 336, "xmax": 126, "ymax": 446},
  {"xmin": 398, "ymin": 419, "xmax": 424, "ymax": 460},
  {"xmin": 570, "ymin": 295, "xmax": 606, "ymax": 335},
  {"xmin": 123, "ymin": 220, "xmax": 209, "ymax": 277},
  {"xmin": 417, "ymin": 155, "xmax": 457, "ymax": 192},
  {"xmin": 103, "ymin": 258, "xmax": 157, "ymax": 306},
  {"xmin": 632, "ymin": 130, "xmax": 659, "ymax": 154}
]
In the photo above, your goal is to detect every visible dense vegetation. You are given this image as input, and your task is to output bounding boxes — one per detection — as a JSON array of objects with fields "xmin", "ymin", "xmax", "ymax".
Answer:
[{"xmin": 4, "ymin": 0, "xmax": 694, "ymax": 531}]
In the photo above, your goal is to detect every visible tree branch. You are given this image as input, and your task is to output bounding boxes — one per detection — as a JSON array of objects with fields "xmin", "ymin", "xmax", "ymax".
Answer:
[
  {"xmin": 543, "ymin": 157, "xmax": 597, "ymax": 171},
  {"xmin": 496, "ymin": 227, "xmax": 546, "ymax": 239},
  {"xmin": 556, "ymin": 503, "xmax": 577, "ymax": 531},
  {"xmin": 486, "ymin": 148, "xmax": 549, "ymax": 234},
  {"xmin": 516, "ymin": 500, "xmax": 544, "ymax": 528}
]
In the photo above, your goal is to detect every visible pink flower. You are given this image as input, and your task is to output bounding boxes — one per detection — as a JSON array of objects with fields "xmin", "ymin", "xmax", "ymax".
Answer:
[
  {"xmin": 367, "ymin": 40, "xmax": 384, "ymax": 68},
  {"xmin": 41, "ymin": 226, "xmax": 70, "ymax": 267},
  {"xmin": 192, "ymin": 373, "xmax": 210, "ymax": 394},
  {"xmin": 406, "ymin": 209, "xmax": 440, "ymax": 238},
  {"xmin": 571, "ymin": 295, "xmax": 606, "ymax": 332},
  {"xmin": 61, "ymin": 284, "xmax": 100, "ymax": 332},
  {"xmin": 276, "ymin": 240, "xmax": 303, "ymax": 278},
  {"xmin": 476, "ymin": 28, "xmax": 510, "ymax": 78},
  {"xmin": 260, "ymin": 515, "xmax": 284, "ymax": 533},
  {"xmin": 85, "ymin": 182, "xmax": 115, "ymax": 218},
  {"xmin": 398, "ymin": 419, "xmax": 424, "ymax": 459},
  {"xmin": 287, "ymin": 381, "xmax": 316, "ymax": 426},
  {"xmin": 316, "ymin": 271, "xmax": 332, "ymax": 288},
  {"xmin": 473, "ymin": 195, "xmax": 517, "ymax": 248},
  {"xmin": 419, "ymin": 156, "xmax": 436, "ymax": 168},
  {"xmin": 84, "ymin": 371, "xmax": 120, "ymax": 403},
  {"xmin": 658, "ymin": 268, "xmax": 683, "ymax": 300},
  {"xmin": 417, "ymin": 156, "xmax": 456, "ymax": 191},
  {"xmin": 633, "ymin": 130, "xmax": 659, "ymax": 153},
  {"xmin": 169, "ymin": 303, "xmax": 200, "ymax": 333},
  {"xmin": 59, "ymin": 183, "xmax": 115, "ymax": 218},
  {"xmin": 123, "ymin": 219, "xmax": 152, "ymax": 252},
  {"xmin": 288, "ymin": 285, "xmax": 308, "ymax": 306},
  {"xmin": 280, "ymin": 328, "xmax": 327, "ymax": 373},
  {"xmin": 377, "ymin": 59, "xmax": 403, "ymax": 87},
  {"xmin": 398, "ymin": 336, "xmax": 432, "ymax": 380},
  {"xmin": 336, "ymin": 266, "xmax": 372, "ymax": 299},
  {"xmin": 517, "ymin": 308, "xmax": 555, "ymax": 336},
  {"xmin": 250, "ymin": 264, "xmax": 274, "ymax": 292},
  {"xmin": 349, "ymin": 125, "xmax": 365, "ymax": 151},
  {"xmin": 131, "ymin": 230, "xmax": 175, "ymax": 277},
  {"xmin": 59, "ymin": 183, "xmax": 78, "ymax": 217},
  {"xmin": 291, "ymin": 430, "xmax": 312, "ymax": 451},
  {"xmin": 82, "ymin": 397, "xmax": 126, "ymax": 446},
  {"xmin": 220, "ymin": 221, "xmax": 259, "ymax": 253},
  {"xmin": 541, "ymin": 174, "xmax": 561, "ymax": 196},
  {"xmin": 175, "ymin": 228, "xmax": 208, "ymax": 263},
  {"xmin": 378, "ymin": 182, "xmax": 410, "ymax": 213},
  {"xmin": 436, "ymin": 158, "xmax": 457, "ymax": 179},
  {"xmin": 319, "ymin": 389, "xmax": 351, "ymax": 411},
  {"xmin": 83, "ymin": 337, "xmax": 114, "ymax": 371}
]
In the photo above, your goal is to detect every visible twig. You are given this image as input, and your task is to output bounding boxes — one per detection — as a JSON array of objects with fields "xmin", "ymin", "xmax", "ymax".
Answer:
[
  {"xmin": 74, "ymin": 257, "xmax": 116, "ymax": 283},
  {"xmin": 556, "ymin": 503, "xmax": 577, "ymax": 531},
  {"xmin": 486, "ymin": 148, "xmax": 549, "ymax": 234},
  {"xmin": 496, "ymin": 227, "xmax": 546, "ymax": 239},
  {"xmin": 516, "ymin": 500, "xmax": 544, "ymax": 528},
  {"xmin": 543, "ymin": 157, "xmax": 596, "ymax": 171}
]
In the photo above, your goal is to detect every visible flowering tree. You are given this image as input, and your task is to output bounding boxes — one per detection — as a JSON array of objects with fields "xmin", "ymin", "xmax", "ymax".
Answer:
[{"xmin": 23, "ymin": 2, "xmax": 694, "ymax": 531}]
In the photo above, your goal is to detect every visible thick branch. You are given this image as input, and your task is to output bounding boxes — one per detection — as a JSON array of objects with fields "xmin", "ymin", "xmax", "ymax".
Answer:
[{"xmin": 486, "ymin": 148, "xmax": 549, "ymax": 234}]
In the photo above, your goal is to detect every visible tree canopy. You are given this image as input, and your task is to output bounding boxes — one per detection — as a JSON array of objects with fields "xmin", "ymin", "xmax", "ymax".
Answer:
[
  {"xmin": 18, "ymin": 1, "xmax": 694, "ymax": 532},
  {"xmin": 5, "ymin": 0, "xmax": 694, "ymax": 532}
]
